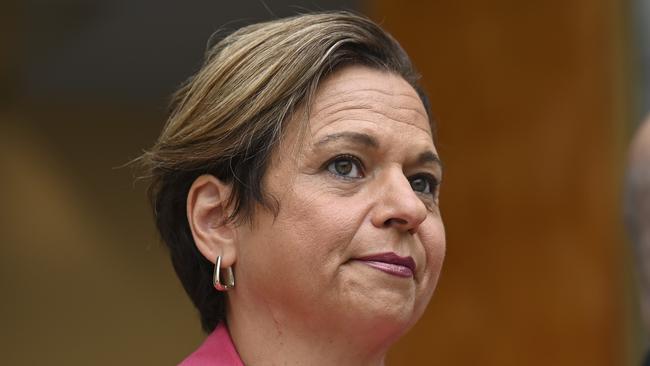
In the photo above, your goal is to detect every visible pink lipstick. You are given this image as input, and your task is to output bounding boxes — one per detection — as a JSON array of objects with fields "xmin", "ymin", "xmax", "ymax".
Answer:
[{"xmin": 354, "ymin": 252, "xmax": 416, "ymax": 278}]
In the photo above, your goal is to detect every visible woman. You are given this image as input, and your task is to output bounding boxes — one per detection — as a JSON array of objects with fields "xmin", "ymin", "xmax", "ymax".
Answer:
[{"xmin": 140, "ymin": 11, "xmax": 445, "ymax": 365}]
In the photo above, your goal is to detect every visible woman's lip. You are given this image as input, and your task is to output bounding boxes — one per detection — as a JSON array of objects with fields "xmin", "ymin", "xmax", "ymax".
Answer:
[
  {"xmin": 354, "ymin": 252, "xmax": 416, "ymax": 277},
  {"xmin": 356, "ymin": 260, "xmax": 414, "ymax": 278}
]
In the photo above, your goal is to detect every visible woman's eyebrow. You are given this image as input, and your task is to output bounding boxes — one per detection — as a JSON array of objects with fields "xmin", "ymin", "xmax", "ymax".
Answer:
[
  {"xmin": 417, "ymin": 151, "xmax": 443, "ymax": 169},
  {"xmin": 314, "ymin": 132, "xmax": 442, "ymax": 169},
  {"xmin": 314, "ymin": 132, "xmax": 379, "ymax": 149}
]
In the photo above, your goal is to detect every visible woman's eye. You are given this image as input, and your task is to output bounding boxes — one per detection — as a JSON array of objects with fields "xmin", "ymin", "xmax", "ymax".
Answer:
[
  {"xmin": 327, "ymin": 156, "xmax": 363, "ymax": 178},
  {"xmin": 409, "ymin": 175, "xmax": 437, "ymax": 194}
]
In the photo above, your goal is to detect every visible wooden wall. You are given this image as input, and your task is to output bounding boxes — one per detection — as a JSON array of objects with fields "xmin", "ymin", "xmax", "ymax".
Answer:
[
  {"xmin": 0, "ymin": 1, "xmax": 632, "ymax": 364},
  {"xmin": 367, "ymin": 1, "xmax": 629, "ymax": 365}
]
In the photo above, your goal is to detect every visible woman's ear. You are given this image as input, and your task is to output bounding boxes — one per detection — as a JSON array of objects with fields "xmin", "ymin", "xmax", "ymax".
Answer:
[{"xmin": 186, "ymin": 174, "xmax": 237, "ymax": 268}]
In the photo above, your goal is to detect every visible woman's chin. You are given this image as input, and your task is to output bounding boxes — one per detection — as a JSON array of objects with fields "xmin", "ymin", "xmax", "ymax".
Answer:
[
  {"xmin": 334, "ymin": 263, "xmax": 428, "ymax": 329},
  {"xmin": 330, "ymin": 288, "xmax": 423, "ymax": 344},
  {"xmin": 342, "ymin": 308, "xmax": 420, "ymax": 350}
]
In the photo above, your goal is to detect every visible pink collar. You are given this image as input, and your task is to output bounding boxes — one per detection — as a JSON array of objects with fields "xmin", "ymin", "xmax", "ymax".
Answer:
[{"xmin": 179, "ymin": 323, "xmax": 244, "ymax": 366}]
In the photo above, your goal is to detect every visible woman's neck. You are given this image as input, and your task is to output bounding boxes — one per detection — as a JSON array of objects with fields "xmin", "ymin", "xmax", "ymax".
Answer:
[{"xmin": 226, "ymin": 300, "xmax": 392, "ymax": 366}]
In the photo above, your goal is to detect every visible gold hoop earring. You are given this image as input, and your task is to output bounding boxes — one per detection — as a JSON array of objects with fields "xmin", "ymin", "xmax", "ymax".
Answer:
[{"xmin": 213, "ymin": 255, "xmax": 235, "ymax": 291}]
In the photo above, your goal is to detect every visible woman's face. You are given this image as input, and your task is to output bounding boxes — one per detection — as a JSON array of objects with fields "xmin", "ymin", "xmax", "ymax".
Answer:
[{"xmin": 232, "ymin": 65, "xmax": 445, "ymax": 340}]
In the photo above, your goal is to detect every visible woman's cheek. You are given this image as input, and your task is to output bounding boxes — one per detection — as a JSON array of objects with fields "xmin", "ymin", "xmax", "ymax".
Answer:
[{"xmin": 419, "ymin": 221, "xmax": 445, "ymax": 271}]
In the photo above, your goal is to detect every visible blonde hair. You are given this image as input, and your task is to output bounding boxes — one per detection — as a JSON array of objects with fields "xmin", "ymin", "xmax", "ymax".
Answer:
[{"xmin": 139, "ymin": 11, "xmax": 431, "ymax": 332}]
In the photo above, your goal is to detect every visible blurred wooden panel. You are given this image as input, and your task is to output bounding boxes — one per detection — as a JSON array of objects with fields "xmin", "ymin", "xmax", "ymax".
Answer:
[
  {"xmin": 0, "ymin": 105, "xmax": 203, "ymax": 365},
  {"xmin": 367, "ymin": 1, "xmax": 626, "ymax": 365}
]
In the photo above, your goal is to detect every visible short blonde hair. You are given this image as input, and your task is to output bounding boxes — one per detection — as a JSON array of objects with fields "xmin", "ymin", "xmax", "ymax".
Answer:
[{"xmin": 139, "ymin": 11, "xmax": 431, "ymax": 333}]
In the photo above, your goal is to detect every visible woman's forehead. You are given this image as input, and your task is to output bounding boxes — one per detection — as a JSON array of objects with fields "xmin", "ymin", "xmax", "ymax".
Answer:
[{"xmin": 308, "ymin": 65, "xmax": 432, "ymax": 138}]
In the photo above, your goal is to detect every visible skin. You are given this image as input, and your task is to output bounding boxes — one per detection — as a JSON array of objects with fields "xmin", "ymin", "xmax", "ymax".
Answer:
[
  {"xmin": 187, "ymin": 65, "xmax": 446, "ymax": 365},
  {"xmin": 628, "ymin": 116, "xmax": 650, "ymax": 335}
]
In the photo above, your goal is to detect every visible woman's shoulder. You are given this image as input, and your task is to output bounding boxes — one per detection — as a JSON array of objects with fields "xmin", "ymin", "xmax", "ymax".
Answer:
[{"xmin": 178, "ymin": 324, "xmax": 244, "ymax": 366}]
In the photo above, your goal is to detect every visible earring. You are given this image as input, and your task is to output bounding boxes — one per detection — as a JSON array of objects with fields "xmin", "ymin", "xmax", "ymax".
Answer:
[{"xmin": 214, "ymin": 255, "xmax": 235, "ymax": 291}]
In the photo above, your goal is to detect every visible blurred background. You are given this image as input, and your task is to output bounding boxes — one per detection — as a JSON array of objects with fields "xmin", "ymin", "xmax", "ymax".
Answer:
[{"xmin": 1, "ymin": 0, "xmax": 647, "ymax": 364}]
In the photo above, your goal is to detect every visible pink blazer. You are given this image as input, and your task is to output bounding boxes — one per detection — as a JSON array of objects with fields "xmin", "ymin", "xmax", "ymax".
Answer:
[{"xmin": 179, "ymin": 323, "xmax": 244, "ymax": 366}]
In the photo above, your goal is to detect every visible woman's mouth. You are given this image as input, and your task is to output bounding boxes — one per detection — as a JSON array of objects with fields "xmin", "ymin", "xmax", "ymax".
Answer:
[{"xmin": 353, "ymin": 252, "xmax": 416, "ymax": 278}]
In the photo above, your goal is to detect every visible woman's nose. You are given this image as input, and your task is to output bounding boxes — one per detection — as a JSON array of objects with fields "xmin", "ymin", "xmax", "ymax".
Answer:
[{"xmin": 370, "ymin": 169, "xmax": 428, "ymax": 234}]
